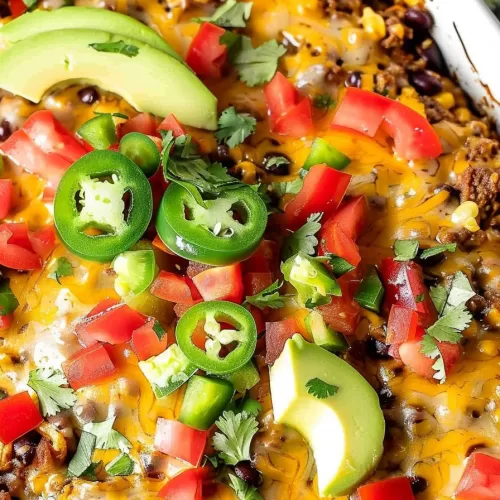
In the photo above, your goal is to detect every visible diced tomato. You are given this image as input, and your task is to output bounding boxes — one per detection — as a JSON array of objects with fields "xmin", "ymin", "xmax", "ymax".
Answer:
[
  {"xmin": 455, "ymin": 452, "xmax": 500, "ymax": 500},
  {"xmin": 323, "ymin": 196, "xmax": 368, "ymax": 241},
  {"xmin": 332, "ymin": 88, "xmax": 442, "ymax": 161},
  {"xmin": 8, "ymin": 0, "xmax": 27, "ymax": 18},
  {"xmin": 154, "ymin": 418, "xmax": 207, "ymax": 467},
  {"xmin": 0, "ymin": 392, "xmax": 43, "ymax": 445},
  {"xmin": 317, "ymin": 276, "xmax": 360, "ymax": 335},
  {"xmin": 77, "ymin": 300, "xmax": 146, "ymax": 345},
  {"xmin": 399, "ymin": 337, "xmax": 461, "ymax": 380},
  {"xmin": 130, "ymin": 318, "xmax": 169, "ymax": 361},
  {"xmin": 75, "ymin": 299, "xmax": 118, "ymax": 347},
  {"xmin": 29, "ymin": 225, "xmax": 56, "ymax": 260},
  {"xmin": 243, "ymin": 272, "xmax": 274, "ymax": 297},
  {"xmin": 380, "ymin": 258, "xmax": 437, "ymax": 328},
  {"xmin": 187, "ymin": 261, "xmax": 214, "ymax": 279},
  {"xmin": 0, "ymin": 111, "xmax": 87, "ymax": 193},
  {"xmin": 265, "ymin": 317, "xmax": 302, "ymax": 364},
  {"xmin": 151, "ymin": 271, "xmax": 202, "ymax": 305},
  {"xmin": 117, "ymin": 113, "xmax": 158, "ymax": 139},
  {"xmin": 153, "ymin": 235, "xmax": 176, "ymax": 255},
  {"xmin": 158, "ymin": 468, "xmax": 207, "ymax": 500},
  {"xmin": 242, "ymin": 240, "xmax": 279, "ymax": 275},
  {"xmin": 186, "ymin": 23, "xmax": 227, "ymax": 79},
  {"xmin": 0, "ymin": 179, "xmax": 13, "ymax": 219},
  {"xmin": 62, "ymin": 343, "xmax": 117, "ymax": 390},
  {"xmin": 357, "ymin": 476, "xmax": 415, "ymax": 500},
  {"xmin": 174, "ymin": 302, "xmax": 197, "ymax": 319},
  {"xmin": 284, "ymin": 164, "xmax": 351, "ymax": 231},
  {"xmin": 386, "ymin": 306, "xmax": 419, "ymax": 344},
  {"xmin": 192, "ymin": 264, "xmax": 244, "ymax": 303},
  {"xmin": 264, "ymin": 72, "xmax": 313, "ymax": 138},
  {"xmin": 246, "ymin": 305, "xmax": 265, "ymax": 333},
  {"xmin": 0, "ymin": 223, "xmax": 41, "ymax": 270},
  {"xmin": 318, "ymin": 222, "xmax": 361, "ymax": 267},
  {"xmin": 0, "ymin": 313, "xmax": 13, "ymax": 331},
  {"xmin": 158, "ymin": 114, "xmax": 187, "ymax": 137}
]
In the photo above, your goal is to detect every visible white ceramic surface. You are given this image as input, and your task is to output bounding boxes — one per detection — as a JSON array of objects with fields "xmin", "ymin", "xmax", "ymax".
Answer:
[{"xmin": 427, "ymin": 0, "xmax": 500, "ymax": 129}]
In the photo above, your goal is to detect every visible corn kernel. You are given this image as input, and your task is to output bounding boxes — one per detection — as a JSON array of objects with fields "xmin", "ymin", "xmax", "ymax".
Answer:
[
  {"xmin": 456, "ymin": 107, "xmax": 472, "ymax": 123},
  {"xmin": 389, "ymin": 23, "xmax": 405, "ymax": 40},
  {"xmin": 451, "ymin": 201, "xmax": 480, "ymax": 232},
  {"xmin": 478, "ymin": 340, "xmax": 499, "ymax": 357},
  {"xmin": 435, "ymin": 92, "xmax": 455, "ymax": 110},
  {"xmin": 361, "ymin": 7, "xmax": 387, "ymax": 41},
  {"xmin": 404, "ymin": 0, "xmax": 422, "ymax": 6}
]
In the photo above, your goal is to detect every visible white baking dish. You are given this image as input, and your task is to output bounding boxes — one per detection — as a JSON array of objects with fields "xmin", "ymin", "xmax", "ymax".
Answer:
[{"xmin": 427, "ymin": 0, "xmax": 500, "ymax": 129}]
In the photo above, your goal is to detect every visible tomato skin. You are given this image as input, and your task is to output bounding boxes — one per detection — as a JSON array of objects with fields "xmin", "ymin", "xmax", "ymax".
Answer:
[
  {"xmin": 332, "ymin": 88, "xmax": 442, "ymax": 160},
  {"xmin": 243, "ymin": 272, "xmax": 274, "ymax": 297},
  {"xmin": 192, "ymin": 264, "xmax": 244, "ymax": 303},
  {"xmin": 273, "ymin": 97, "xmax": 313, "ymax": 138},
  {"xmin": 0, "ymin": 313, "xmax": 13, "ymax": 331},
  {"xmin": 0, "ymin": 179, "xmax": 13, "ymax": 219},
  {"xmin": 29, "ymin": 225, "xmax": 56, "ymax": 260},
  {"xmin": 243, "ymin": 240, "xmax": 279, "ymax": 275},
  {"xmin": 0, "ymin": 392, "xmax": 43, "ymax": 445},
  {"xmin": 151, "ymin": 271, "xmax": 202, "ymax": 305},
  {"xmin": 130, "ymin": 318, "xmax": 169, "ymax": 361},
  {"xmin": 186, "ymin": 23, "xmax": 227, "ymax": 78},
  {"xmin": 265, "ymin": 317, "xmax": 303, "ymax": 364},
  {"xmin": 386, "ymin": 305, "xmax": 419, "ymax": 344},
  {"xmin": 117, "ymin": 113, "xmax": 158, "ymax": 139},
  {"xmin": 318, "ymin": 222, "xmax": 361, "ymax": 267},
  {"xmin": 323, "ymin": 195, "xmax": 368, "ymax": 241},
  {"xmin": 455, "ymin": 453, "xmax": 500, "ymax": 500},
  {"xmin": 357, "ymin": 477, "xmax": 415, "ymax": 500},
  {"xmin": 158, "ymin": 114, "xmax": 187, "ymax": 137},
  {"xmin": 284, "ymin": 164, "xmax": 351, "ymax": 231},
  {"xmin": 63, "ymin": 343, "xmax": 117, "ymax": 390},
  {"xmin": 246, "ymin": 305, "xmax": 265, "ymax": 334},
  {"xmin": 0, "ymin": 223, "xmax": 42, "ymax": 270},
  {"xmin": 8, "ymin": 0, "xmax": 27, "ymax": 17},
  {"xmin": 158, "ymin": 468, "xmax": 207, "ymax": 500},
  {"xmin": 154, "ymin": 418, "xmax": 207, "ymax": 467}
]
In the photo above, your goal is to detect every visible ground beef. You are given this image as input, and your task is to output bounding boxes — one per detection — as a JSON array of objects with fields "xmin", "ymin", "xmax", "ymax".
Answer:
[
  {"xmin": 374, "ymin": 62, "xmax": 408, "ymax": 97},
  {"xmin": 467, "ymin": 294, "xmax": 488, "ymax": 318},
  {"xmin": 458, "ymin": 166, "xmax": 500, "ymax": 220},
  {"xmin": 382, "ymin": 15, "xmax": 412, "ymax": 50},
  {"xmin": 437, "ymin": 227, "xmax": 487, "ymax": 249},
  {"xmin": 322, "ymin": 0, "xmax": 361, "ymax": 15},
  {"xmin": 465, "ymin": 137, "xmax": 500, "ymax": 163},
  {"xmin": 0, "ymin": 493, "xmax": 10, "ymax": 500},
  {"xmin": 421, "ymin": 95, "xmax": 454, "ymax": 123}
]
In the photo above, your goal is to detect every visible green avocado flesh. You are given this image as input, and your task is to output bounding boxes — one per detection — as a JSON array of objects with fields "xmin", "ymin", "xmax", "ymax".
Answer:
[
  {"xmin": 0, "ymin": 7, "xmax": 182, "ymax": 62},
  {"xmin": 0, "ymin": 29, "xmax": 217, "ymax": 130},
  {"xmin": 270, "ymin": 335, "xmax": 385, "ymax": 497}
]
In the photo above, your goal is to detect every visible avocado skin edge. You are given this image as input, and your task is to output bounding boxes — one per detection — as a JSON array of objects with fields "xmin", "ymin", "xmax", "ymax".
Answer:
[{"xmin": 0, "ymin": 29, "xmax": 217, "ymax": 130}]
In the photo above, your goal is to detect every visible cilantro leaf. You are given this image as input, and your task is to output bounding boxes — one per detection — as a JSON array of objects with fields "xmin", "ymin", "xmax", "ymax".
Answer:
[
  {"xmin": 152, "ymin": 320, "xmax": 166, "ymax": 341},
  {"xmin": 232, "ymin": 37, "xmax": 286, "ymax": 87},
  {"xmin": 67, "ymin": 431, "xmax": 98, "ymax": 478},
  {"xmin": 216, "ymin": 107, "xmax": 256, "ymax": 148},
  {"xmin": 429, "ymin": 285, "xmax": 448, "ymax": 315},
  {"xmin": 313, "ymin": 94, "xmax": 335, "ymax": 109},
  {"xmin": 244, "ymin": 280, "xmax": 286, "ymax": 310},
  {"xmin": 28, "ymin": 368, "xmax": 76, "ymax": 417},
  {"xmin": 426, "ymin": 303, "xmax": 471, "ymax": 343},
  {"xmin": 443, "ymin": 271, "xmax": 476, "ymax": 314},
  {"xmin": 324, "ymin": 253, "xmax": 355, "ymax": 277},
  {"xmin": 393, "ymin": 239, "xmax": 419, "ymax": 261},
  {"xmin": 194, "ymin": 0, "xmax": 253, "ymax": 28},
  {"xmin": 420, "ymin": 243, "xmax": 457, "ymax": 260},
  {"xmin": 93, "ymin": 111, "xmax": 129, "ymax": 120},
  {"xmin": 48, "ymin": 257, "xmax": 74, "ymax": 284},
  {"xmin": 282, "ymin": 212, "xmax": 322, "ymax": 260},
  {"xmin": 419, "ymin": 335, "xmax": 448, "ymax": 383},
  {"xmin": 0, "ymin": 280, "xmax": 19, "ymax": 316},
  {"xmin": 229, "ymin": 473, "xmax": 263, "ymax": 500},
  {"xmin": 265, "ymin": 156, "xmax": 290, "ymax": 170},
  {"xmin": 83, "ymin": 417, "xmax": 132, "ymax": 452},
  {"xmin": 89, "ymin": 40, "xmax": 139, "ymax": 57},
  {"xmin": 22, "ymin": 0, "xmax": 37, "ymax": 9},
  {"xmin": 105, "ymin": 453, "xmax": 135, "ymax": 476},
  {"xmin": 212, "ymin": 411, "xmax": 259, "ymax": 465},
  {"xmin": 270, "ymin": 177, "xmax": 303, "ymax": 197},
  {"xmin": 305, "ymin": 378, "xmax": 339, "ymax": 399},
  {"xmin": 220, "ymin": 31, "xmax": 243, "ymax": 59}
]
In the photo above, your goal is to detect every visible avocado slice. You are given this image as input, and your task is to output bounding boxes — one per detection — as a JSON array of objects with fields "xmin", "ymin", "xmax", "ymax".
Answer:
[
  {"xmin": 0, "ymin": 29, "xmax": 217, "ymax": 130},
  {"xmin": 0, "ymin": 7, "xmax": 182, "ymax": 62},
  {"xmin": 270, "ymin": 335, "xmax": 384, "ymax": 497}
]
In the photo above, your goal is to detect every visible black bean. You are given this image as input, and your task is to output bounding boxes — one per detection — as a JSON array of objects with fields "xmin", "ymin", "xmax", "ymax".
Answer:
[
  {"xmin": 410, "ymin": 71, "xmax": 442, "ymax": 96},
  {"xmin": 78, "ymin": 87, "xmax": 99, "ymax": 105},
  {"xmin": 0, "ymin": 4, "xmax": 10, "ymax": 18},
  {"xmin": 411, "ymin": 476, "xmax": 428, "ymax": 494},
  {"xmin": 234, "ymin": 461, "xmax": 262, "ymax": 487},
  {"xmin": 13, "ymin": 431, "xmax": 40, "ymax": 465},
  {"xmin": 345, "ymin": 71, "xmax": 362, "ymax": 88},
  {"xmin": 378, "ymin": 386, "xmax": 396, "ymax": 409},
  {"xmin": 404, "ymin": 8, "xmax": 433, "ymax": 31},
  {"xmin": 465, "ymin": 443, "xmax": 486, "ymax": 458},
  {"xmin": 263, "ymin": 153, "xmax": 291, "ymax": 176},
  {"xmin": 365, "ymin": 337, "xmax": 391, "ymax": 360},
  {"xmin": 418, "ymin": 41, "xmax": 446, "ymax": 74},
  {"xmin": 0, "ymin": 120, "xmax": 12, "ymax": 142}
]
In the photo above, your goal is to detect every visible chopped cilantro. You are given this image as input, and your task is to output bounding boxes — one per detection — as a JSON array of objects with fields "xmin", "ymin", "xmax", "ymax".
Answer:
[
  {"xmin": 324, "ymin": 253, "xmax": 355, "ymax": 277},
  {"xmin": 203, "ymin": 455, "xmax": 220, "ymax": 468},
  {"xmin": 416, "ymin": 293, "xmax": 425, "ymax": 303},
  {"xmin": 244, "ymin": 280, "xmax": 286, "ymax": 310},
  {"xmin": 393, "ymin": 239, "xmax": 419, "ymax": 262},
  {"xmin": 194, "ymin": 0, "xmax": 253, "ymax": 28},
  {"xmin": 232, "ymin": 36, "xmax": 286, "ymax": 87},
  {"xmin": 443, "ymin": 271, "xmax": 476, "ymax": 314},
  {"xmin": 216, "ymin": 107, "xmax": 257, "ymax": 148},
  {"xmin": 430, "ymin": 285, "xmax": 448, "ymax": 315},
  {"xmin": 212, "ymin": 411, "xmax": 259, "ymax": 465},
  {"xmin": 83, "ymin": 417, "xmax": 132, "ymax": 451},
  {"xmin": 270, "ymin": 177, "xmax": 303, "ymax": 197},
  {"xmin": 420, "ymin": 243, "xmax": 457, "ymax": 260},
  {"xmin": 28, "ymin": 368, "xmax": 76, "ymax": 417},
  {"xmin": 313, "ymin": 94, "xmax": 335, "ymax": 109},
  {"xmin": 89, "ymin": 40, "xmax": 139, "ymax": 57},
  {"xmin": 48, "ymin": 257, "xmax": 74, "ymax": 284},
  {"xmin": 93, "ymin": 111, "xmax": 129, "ymax": 120},
  {"xmin": 152, "ymin": 320, "xmax": 166, "ymax": 341},
  {"xmin": 229, "ymin": 473, "xmax": 263, "ymax": 500},
  {"xmin": 0, "ymin": 280, "xmax": 19, "ymax": 316},
  {"xmin": 105, "ymin": 453, "xmax": 135, "ymax": 476},
  {"xmin": 265, "ymin": 156, "xmax": 290, "ymax": 169},
  {"xmin": 282, "ymin": 212, "xmax": 322, "ymax": 260},
  {"xmin": 306, "ymin": 378, "xmax": 339, "ymax": 399},
  {"xmin": 67, "ymin": 431, "xmax": 98, "ymax": 478}
]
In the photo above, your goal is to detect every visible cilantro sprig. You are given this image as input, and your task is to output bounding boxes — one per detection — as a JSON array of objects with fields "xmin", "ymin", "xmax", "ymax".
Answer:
[
  {"xmin": 83, "ymin": 417, "xmax": 132, "ymax": 451},
  {"xmin": 48, "ymin": 257, "xmax": 74, "ymax": 284},
  {"xmin": 0, "ymin": 280, "xmax": 19, "ymax": 316},
  {"xmin": 393, "ymin": 239, "xmax": 419, "ymax": 262},
  {"xmin": 105, "ymin": 453, "xmax": 135, "ymax": 476},
  {"xmin": 67, "ymin": 431, "xmax": 99, "ymax": 479},
  {"xmin": 244, "ymin": 280, "xmax": 286, "ymax": 310},
  {"xmin": 216, "ymin": 107, "xmax": 256, "ymax": 148},
  {"xmin": 194, "ymin": 0, "xmax": 253, "ymax": 28},
  {"xmin": 306, "ymin": 378, "xmax": 339, "ymax": 399},
  {"xmin": 270, "ymin": 177, "xmax": 303, "ymax": 197},
  {"xmin": 229, "ymin": 473, "xmax": 263, "ymax": 500},
  {"xmin": 282, "ymin": 212, "xmax": 322, "ymax": 260}
]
